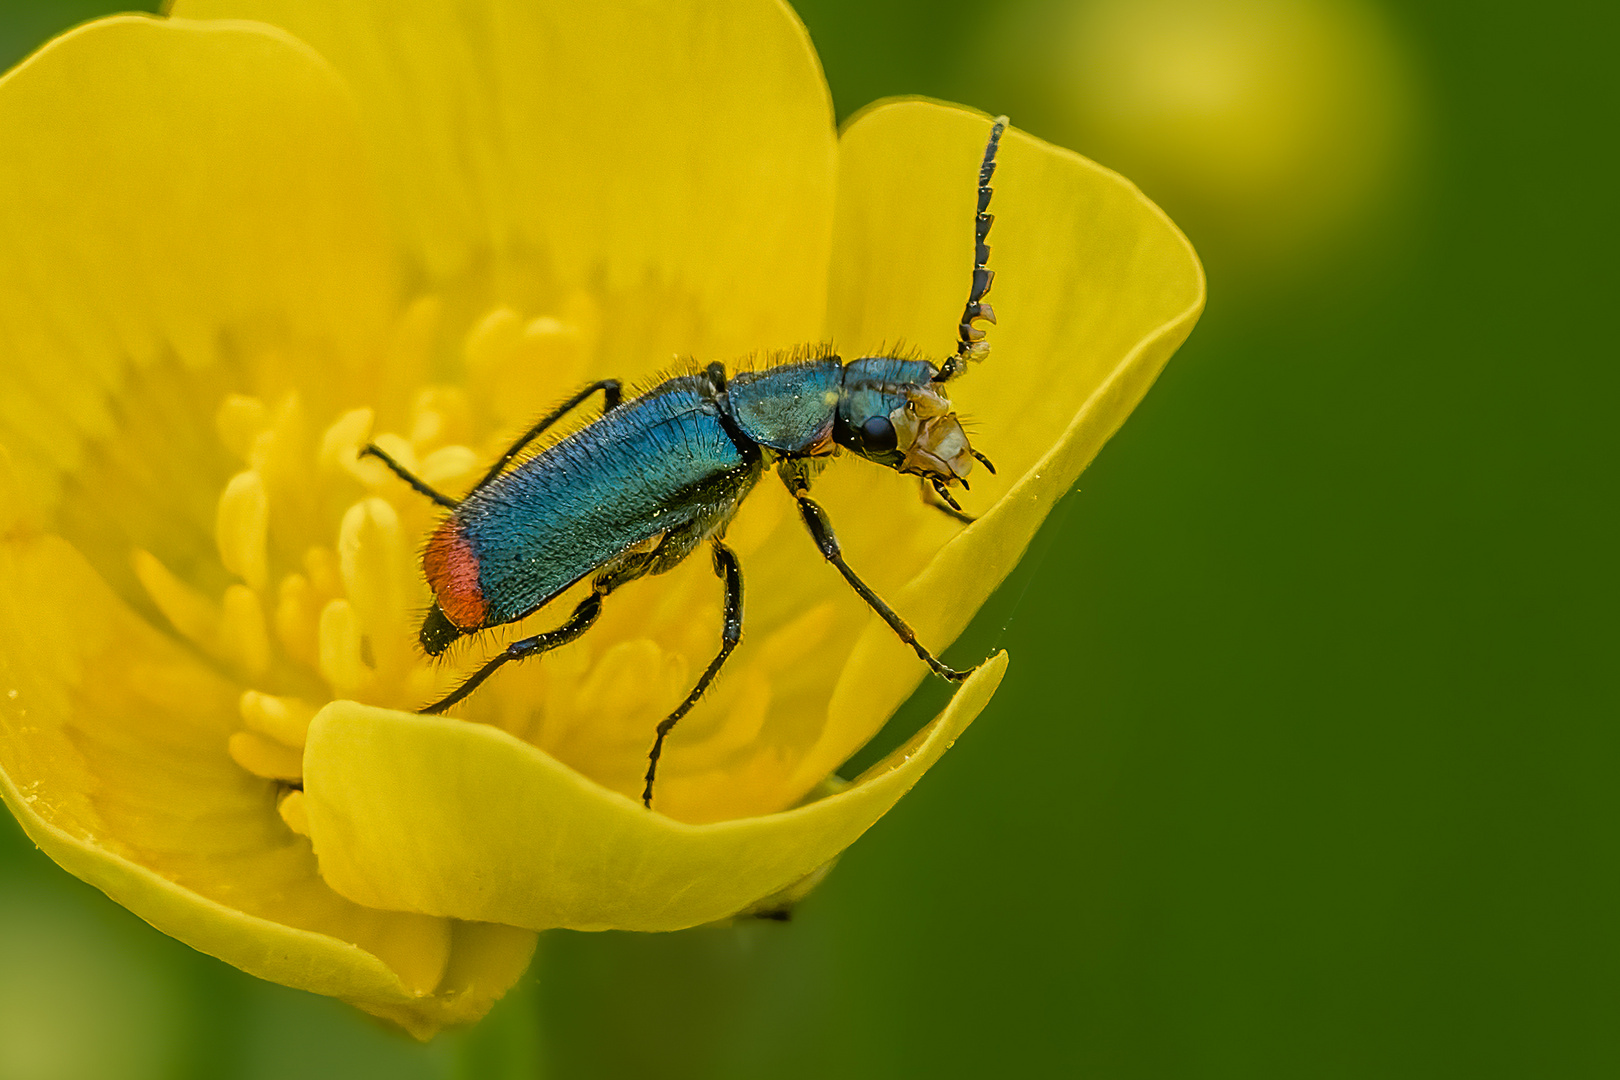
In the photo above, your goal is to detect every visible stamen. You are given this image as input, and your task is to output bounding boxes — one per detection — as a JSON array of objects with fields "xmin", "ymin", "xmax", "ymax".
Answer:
[
  {"xmin": 465, "ymin": 305, "xmax": 593, "ymax": 425},
  {"xmin": 274, "ymin": 572, "xmax": 319, "ymax": 666},
  {"xmin": 216, "ymin": 470, "xmax": 269, "ymax": 591},
  {"xmin": 239, "ymin": 690, "xmax": 315, "ymax": 748},
  {"xmin": 318, "ymin": 407, "xmax": 375, "ymax": 484},
  {"xmin": 409, "ymin": 387, "xmax": 471, "ymax": 450},
  {"xmin": 338, "ymin": 498, "xmax": 410, "ymax": 675},
  {"xmin": 361, "ymin": 434, "xmax": 420, "ymax": 489},
  {"xmin": 420, "ymin": 445, "xmax": 480, "ymax": 493},
  {"xmin": 227, "ymin": 730, "xmax": 303, "ymax": 781},
  {"xmin": 220, "ymin": 584, "xmax": 271, "ymax": 678},
  {"xmin": 318, "ymin": 598, "xmax": 374, "ymax": 699},
  {"xmin": 304, "ymin": 546, "xmax": 343, "ymax": 600},
  {"xmin": 247, "ymin": 394, "xmax": 308, "ymax": 497},
  {"xmin": 133, "ymin": 549, "xmax": 219, "ymax": 652},
  {"xmin": 521, "ymin": 315, "xmax": 584, "ymax": 360},
  {"xmin": 277, "ymin": 789, "xmax": 311, "ymax": 836},
  {"xmin": 464, "ymin": 307, "xmax": 524, "ymax": 382}
]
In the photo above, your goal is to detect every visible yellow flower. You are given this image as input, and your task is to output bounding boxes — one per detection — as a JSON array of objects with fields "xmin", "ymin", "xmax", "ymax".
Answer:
[{"xmin": 0, "ymin": 0, "xmax": 1202, "ymax": 1039}]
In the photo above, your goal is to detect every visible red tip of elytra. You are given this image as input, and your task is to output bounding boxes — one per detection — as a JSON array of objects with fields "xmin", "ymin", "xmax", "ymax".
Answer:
[{"xmin": 423, "ymin": 520, "xmax": 488, "ymax": 629}]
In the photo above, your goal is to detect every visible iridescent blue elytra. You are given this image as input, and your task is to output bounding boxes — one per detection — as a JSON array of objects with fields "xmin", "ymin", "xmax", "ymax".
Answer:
[
  {"xmin": 456, "ymin": 373, "xmax": 759, "ymax": 627},
  {"xmin": 363, "ymin": 117, "xmax": 1009, "ymax": 808}
]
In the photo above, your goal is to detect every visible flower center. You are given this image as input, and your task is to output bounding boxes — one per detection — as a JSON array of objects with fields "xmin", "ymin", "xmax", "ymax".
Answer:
[{"xmin": 128, "ymin": 293, "xmax": 832, "ymax": 827}]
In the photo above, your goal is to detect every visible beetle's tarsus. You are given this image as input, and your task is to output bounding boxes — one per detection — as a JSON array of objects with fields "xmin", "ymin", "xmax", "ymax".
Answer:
[{"xmin": 922, "ymin": 479, "xmax": 977, "ymax": 524}]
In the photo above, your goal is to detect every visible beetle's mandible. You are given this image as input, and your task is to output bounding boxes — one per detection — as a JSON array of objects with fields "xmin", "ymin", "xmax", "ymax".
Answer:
[{"xmin": 364, "ymin": 116, "xmax": 1010, "ymax": 808}]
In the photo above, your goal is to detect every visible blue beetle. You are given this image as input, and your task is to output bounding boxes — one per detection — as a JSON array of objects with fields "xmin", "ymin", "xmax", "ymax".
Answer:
[{"xmin": 364, "ymin": 117, "xmax": 1008, "ymax": 807}]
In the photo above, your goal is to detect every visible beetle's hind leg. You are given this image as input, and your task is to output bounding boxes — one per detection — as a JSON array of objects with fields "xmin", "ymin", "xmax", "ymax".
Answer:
[
  {"xmin": 422, "ymin": 535, "xmax": 678, "ymax": 716},
  {"xmin": 421, "ymin": 591, "xmax": 605, "ymax": 714},
  {"xmin": 360, "ymin": 444, "xmax": 460, "ymax": 509},
  {"xmin": 470, "ymin": 378, "xmax": 623, "ymax": 492},
  {"xmin": 642, "ymin": 539, "xmax": 744, "ymax": 809}
]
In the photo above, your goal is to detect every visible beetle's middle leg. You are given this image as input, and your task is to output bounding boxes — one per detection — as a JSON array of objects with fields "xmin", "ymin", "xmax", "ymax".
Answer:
[{"xmin": 642, "ymin": 539, "xmax": 743, "ymax": 809}]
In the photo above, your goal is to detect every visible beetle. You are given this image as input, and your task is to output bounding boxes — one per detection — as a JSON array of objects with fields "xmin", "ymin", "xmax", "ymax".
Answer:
[{"xmin": 363, "ymin": 116, "xmax": 1009, "ymax": 808}]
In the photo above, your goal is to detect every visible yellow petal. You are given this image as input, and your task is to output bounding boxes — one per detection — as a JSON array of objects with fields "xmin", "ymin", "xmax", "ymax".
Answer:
[
  {"xmin": 788, "ymin": 100, "xmax": 1206, "ymax": 793},
  {"xmin": 0, "ymin": 14, "xmax": 396, "ymax": 602},
  {"xmin": 0, "ymin": 532, "xmax": 533, "ymax": 1035},
  {"xmin": 301, "ymin": 653, "xmax": 1007, "ymax": 930},
  {"xmin": 173, "ymin": 0, "xmax": 836, "ymax": 366}
]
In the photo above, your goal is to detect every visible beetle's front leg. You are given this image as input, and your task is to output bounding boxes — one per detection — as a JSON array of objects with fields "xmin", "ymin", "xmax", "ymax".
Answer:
[
  {"xmin": 779, "ymin": 464, "xmax": 972, "ymax": 683},
  {"xmin": 643, "ymin": 539, "xmax": 744, "ymax": 809},
  {"xmin": 920, "ymin": 477, "xmax": 976, "ymax": 524}
]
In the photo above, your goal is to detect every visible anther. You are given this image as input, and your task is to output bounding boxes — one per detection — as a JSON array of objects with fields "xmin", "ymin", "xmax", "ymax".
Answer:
[
  {"xmin": 133, "ymin": 549, "xmax": 220, "ymax": 651},
  {"xmin": 420, "ymin": 445, "xmax": 480, "ymax": 492},
  {"xmin": 339, "ymin": 498, "xmax": 410, "ymax": 669},
  {"xmin": 277, "ymin": 789, "xmax": 311, "ymax": 836},
  {"xmin": 227, "ymin": 730, "xmax": 304, "ymax": 781},
  {"xmin": 318, "ymin": 598, "xmax": 373, "ymax": 698},
  {"xmin": 275, "ymin": 572, "xmax": 318, "ymax": 665},
  {"xmin": 220, "ymin": 584, "xmax": 271, "ymax": 678},
  {"xmin": 319, "ymin": 408, "xmax": 375, "ymax": 481},
  {"xmin": 240, "ymin": 690, "xmax": 315, "ymax": 749},
  {"xmin": 464, "ymin": 307, "xmax": 524, "ymax": 380},
  {"xmin": 216, "ymin": 470, "xmax": 270, "ymax": 592}
]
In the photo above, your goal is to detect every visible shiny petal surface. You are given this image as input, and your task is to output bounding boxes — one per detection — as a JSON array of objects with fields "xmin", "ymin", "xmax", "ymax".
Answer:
[
  {"xmin": 0, "ymin": 531, "xmax": 534, "ymax": 1036},
  {"xmin": 0, "ymin": 14, "xmax": 396, "ymax": 598},
  {"xmin": 173, "ymin": 0, "xmax": 837, "ymax": 368},
  {"xmin": 301, "ymin": 654, "xmax": 1006, "ymax": 930},
  {"xmin": 0, "ymin": 17, "xmax": 531, "ymax": 1036},
  {"xmin": 788, "ymin": 100, "xmax": 1206, "ymax": 793}
]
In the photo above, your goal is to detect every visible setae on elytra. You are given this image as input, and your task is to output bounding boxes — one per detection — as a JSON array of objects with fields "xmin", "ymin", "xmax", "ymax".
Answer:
[{"xmin": 363, "ymin": 116, "xmax": 1009, "ymax": 808}]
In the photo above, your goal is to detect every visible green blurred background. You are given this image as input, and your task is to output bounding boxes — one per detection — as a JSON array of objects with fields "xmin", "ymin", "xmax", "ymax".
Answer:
[{"xmin": 1, "ymin": 0, "xmax": 1614, "ymax": 1076}]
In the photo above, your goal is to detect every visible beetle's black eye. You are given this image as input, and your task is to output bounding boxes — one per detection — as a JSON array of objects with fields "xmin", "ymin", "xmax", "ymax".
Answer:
[{"xmin": 859, "ymin": 415, "xmax": 897, "ymax": 454}]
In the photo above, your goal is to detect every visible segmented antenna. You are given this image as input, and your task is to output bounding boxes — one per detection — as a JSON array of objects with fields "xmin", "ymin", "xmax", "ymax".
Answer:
[{"xmin": 936, "ymin": 115, "xmax": 1008, "ymax": 384}]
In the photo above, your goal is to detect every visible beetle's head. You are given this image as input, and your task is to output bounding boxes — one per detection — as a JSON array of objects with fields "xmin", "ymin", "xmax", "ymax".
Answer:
[{"xmin": 834, "ymin": 357, "xmax": 976, "ymax": 485}]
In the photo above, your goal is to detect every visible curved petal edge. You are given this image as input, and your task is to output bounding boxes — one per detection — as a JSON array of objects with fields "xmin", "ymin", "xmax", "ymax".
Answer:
[{"xmin": 303, "ymin": 652, "xmax": 1008, "ymax": 931}]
